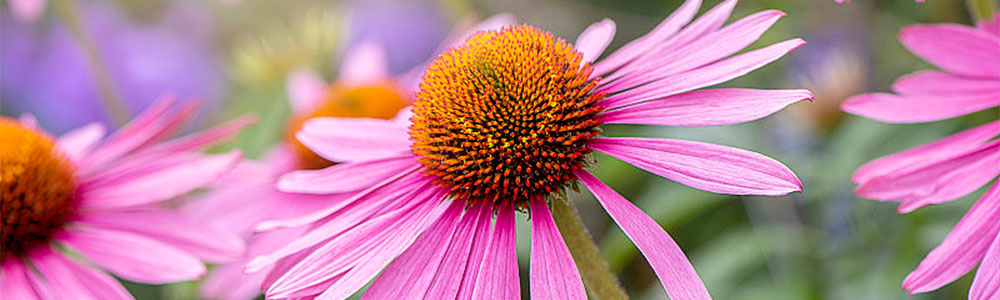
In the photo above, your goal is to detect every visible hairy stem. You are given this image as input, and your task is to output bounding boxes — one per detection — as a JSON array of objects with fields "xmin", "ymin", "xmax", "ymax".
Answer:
[
  {"xmin": 551, "ymin": 196, "xmax": 629, "ymax": 300},
  {"xmin": 53, "ymin": 0, "xmax": 129, "ymax": 125}
]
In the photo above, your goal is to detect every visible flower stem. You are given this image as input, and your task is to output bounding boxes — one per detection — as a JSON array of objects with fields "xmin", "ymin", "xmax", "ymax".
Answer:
[
  {"xmin": 551, "ymin": 196, "xmax": 629, "ymax": 300},
  {"xmin": 53, "ymin": 0, "xmax": 129, "ymax": 126},
  {"xmin": 967, "ymin": 0, "xmax": 997, "ymax": 21}
]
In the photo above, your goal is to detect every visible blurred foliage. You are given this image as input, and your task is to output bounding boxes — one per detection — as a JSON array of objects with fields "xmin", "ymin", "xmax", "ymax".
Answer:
[{"xmin": 2, "ymin": 0, "xmax": 996, "ymax": 299}]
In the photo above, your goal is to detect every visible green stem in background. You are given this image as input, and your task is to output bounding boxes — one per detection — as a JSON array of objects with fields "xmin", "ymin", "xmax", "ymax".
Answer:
[
  {"xmin": 53, "ymin": 0, "xmax": 130, "ymax": 126},
  {"xmin": 967, "ymin": 0, "xmax": 997, "ymax": 21},
  {"xmin": 551, "ymin": 196, "xmax": 629, "ymax": 300}
]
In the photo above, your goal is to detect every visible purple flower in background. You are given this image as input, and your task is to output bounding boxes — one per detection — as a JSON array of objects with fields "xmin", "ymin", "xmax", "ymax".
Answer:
[
  {"xmin": 0, "ymin": 1, "xmax": 225, "ymax": 134},
  {"xmin": 344, "ymin": 0, "xmax": 448, "ymax": 73}
]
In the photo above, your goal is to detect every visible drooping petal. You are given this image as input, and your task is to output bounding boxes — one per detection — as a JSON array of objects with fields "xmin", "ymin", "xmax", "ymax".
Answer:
[
  {"xmin": 600, "ymin": 39, "xmax": 806, "ymax": 110},
  {"xmin": 902, "ymin": 182, "xmax": 1000, "ymax": 294},
  {"xmin": 426, "ymin": 203, "xmax": 492, "ymax": 298},
  {"xmin": 600, "ymin": 88, "xmax": 812, "ymax": 127},
  {"xmin": 590, "ymin": 137, "xmax": 801, "ymax": 196},
  {"xmin": 530, "ymin": 196, "xmax": 586, "ymax": 300},
  {"xmin": 855, "ymin": 141, "xmax": 1000, "ymax": 212},
  {"xmin": 287, "ymin": 69, "xmax": 328, "ymax": 114},
  {"xmin": 898, "ymin": 23, "xmax": 1000, "ymax": 78},
  {"xmin": 575, "ymin": 19, "xmax": 616, "ymax": 63},
  {"xmin": 841, "ymin": 92, "xmax": 1000, "ymax": 124},
  {"xmin": 338, "ymin": 41, "xmax": 389, "ymax": 85},
  {"xmin": 574, "ymin": 169, "xmax": 711, "ymax": 300},
  {"xmin": 79, "ymin": 151, "xmax": 242, "ymax": 209},
  {"xmin": 28, "ymin": 247, "xmax": 132, "ymax": 300},
  {"xmin": 971, "ymin": 231, "xmax": 1000, "ymax": 300},
  {"xmin": 135, "ymin": 115, "xmax": 256, "ymax": 157},
  {"xmin": 852, "ymin": 120, "xmax": 1000, "ymax": 184},
  {"xmin": 892, "ymin": 70, "xmax": 1000, "ymax": 96},
  {"xmin": 57, "ymin": 227, "xmax": 205, "ymax": 284},
  {"xmin": 56, "ymin": 123, "xmax": 105, "ymax": 163},
  {"xmin": 362, "ymin": 201, "xmax": 465, "ymax": 299},
  {"xmin": 471, "ymin": 204, "xmax": 520, "ymax": 300},
  {"xmin": 80, "ymin": 96, "xmax": 193, "ymax": 172},
  {"xmin": 1, "ymin": 259, "xmax": 42, "ymax": 300},
  {"xmin": 296, "ymin": 117, "xmax": 411, "ymax": 162},
  {"xmin": 277, "ymin": 154, "xmax": 418, "ymax": 194},
  {"xmin": 979, "ymin": 14, "xmax": 1000, "ymax": 36},
  {"xmin": 74, "ymin": 209, "xmax": 244, "ymax": 263}
]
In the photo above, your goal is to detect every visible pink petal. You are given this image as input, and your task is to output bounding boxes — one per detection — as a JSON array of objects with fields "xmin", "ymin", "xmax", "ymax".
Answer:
[
  {"xmin": 856, "ymin": 141, "xmax": 1000, "ymax": 213},
  {"xmin": 971, "ymin": 231, "xmax": 1000, "ymax": 300},
  {"xmin": 277, "ymin": 154, "xmax": 418, "ymax": 194},
  {"xmin": 590, "ymin": 137, "xmax": 801, "ymax": 196},
  {"xmin": 248, "ymin": 174, "xmax": 434, "ymax": 273},
  {"xmin": 471, "ymin": 204, "xmax": 521, "ymax": 300},
  {"xmin": 255, "ymin": 164, "xmax": 421, "ymax": 233},
  {"xmin": 902, "ymin": 182, "xmax": 1000, "ymax": 294},
  {"xmin": 296, "ymin": 117, "xmax": 411, "ymax": 162},
  {"xmin": 841, "ymin": 92, "xmax": 1000, "ymax": 123},
  {"xmin": 604, "ymin": 9, "xmax": 787, "ymax": 92},
  {"xmin": 286, "ymin": 69, "xmax": 328, "ymax": 114},
  {"xmin": 600, "ymin": 88, "xmax": 812, "ymax": 127},
  {"xmin": 853, "ymin": 120, "xmax": 1000, "ymax": 184},
  {"xmin": 362, "ymin": 201, "xmax": 465, "ymax": 299},
  {"xmin": 80, "ymin": 96, "xmax": 193, "ymax": 173},
  {"xmin": 426, "ymin": 203, "xmax": 493, "ymax": 298},
  {"xmin": 593, "ymin": 0, "xmax": 702, "ymax": 76},
  {"xmin": 575, "ymin": 19, "xmax": 616, "ymax": 62},
  {"xmin": 79, "ymin": 151, "xmax": 242, "ymax": 209},
  {"xmin": 57, "ymin": 123, "xmax": 106, "ymax": 163},
  {"xmin": 599, "ymin": 39, "xmax": 806, "ymax": 110},
  {"xmin": 57, "ymin": 227, "xmax": 205, "ymax": 284},
  {"xmin": 134, "ymin": 115, "xmax": 256, "ymax": 157},
  {"xmin": 201, "ymin": 261, "xmax": 266, "ymax": 300},
  {"xmin": 74, "ymin": 209, "xmax": 244, "ymax": 263},
  {"xmin": 338, "ymin": 40, "xmax": 389, "ymax": 85},
  {"xmin": 269, "ymin": 190, "xmax": 449, "ymax": 299},
  {"xmin": 8, "ymin": 0, "xmax": 45, "ymax": 22},
  {"xmin": 978, "ymin": 13, "xmax": 1000, "ymax": 36},
  {"xmin": 892, "ymin": 70, "xmax": 1000, "ymax": 96},
  {"xmin": 1, "ymin": 259, "xmax": 42, "ymax": 300},
  {"xmin": 661, "ymin": 0, "xmax": 737, "ymax": 51},
  {"xmin": 530, "ymin": 196, "xmax": 586, "ymax": 300},
  {"xmin": 574, "ymin": 169, "xmax": 711, "ymax": 300},
  {"xmin": 28, "ymin": 247, "xmax": 132, "ymax": 300},
  {"xmin": 898, "ymin": 23, "xmax": 1000, "ymax": 78}
]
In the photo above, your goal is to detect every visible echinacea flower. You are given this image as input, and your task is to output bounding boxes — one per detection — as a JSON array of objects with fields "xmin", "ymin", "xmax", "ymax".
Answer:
[
  {"xmin": 186, "ymin": 41, "xmax": 413, "ymax": 300},
  {"xmin": 842, "ymin": 14, "xmax": 1000, "ymax": 299},
  {"xmin": 0, "ymin": 97, "xmax": 250, "ymax": 299},
  {"xmin": 250, "ymin": 0, "xmax": 811, "ymax": 298}
]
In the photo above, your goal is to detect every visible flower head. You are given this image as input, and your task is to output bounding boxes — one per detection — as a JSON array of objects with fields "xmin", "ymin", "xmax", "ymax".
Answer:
[
  {"xmin": 0, "ymin": 97, "xmax": 250, "ymax": 298},
  {"xmin": 254, "ymin": 0, "xmax": 810, "ymax": 299},
  {"xmin": 842, "ymin": 14, "xmax": 1000, "ymax": 299}
]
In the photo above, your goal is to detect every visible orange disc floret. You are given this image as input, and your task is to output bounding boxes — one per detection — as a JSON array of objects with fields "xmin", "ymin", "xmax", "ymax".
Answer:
[
  {"xmin": 1, "ymin": 118, "xmax": 77, "ymax": 260},
  {"xmin": 410, "ymin": 25, "xmax": 605, "ymax": 207},
  {"xmin": 286, "ymin": 81, "xmax": 411, "ymax": 170}
]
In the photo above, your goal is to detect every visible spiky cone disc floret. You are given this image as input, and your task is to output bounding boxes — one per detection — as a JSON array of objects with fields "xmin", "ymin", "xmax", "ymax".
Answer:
[{"xmin": 410, "ymin": 25, "xmax": 605, "ymax": 208}]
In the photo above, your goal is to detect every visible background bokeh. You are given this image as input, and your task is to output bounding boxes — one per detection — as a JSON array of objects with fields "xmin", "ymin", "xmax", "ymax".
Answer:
[{"xmin": 2, "ymin": 0, "xmax": 996, "ymax": 299}]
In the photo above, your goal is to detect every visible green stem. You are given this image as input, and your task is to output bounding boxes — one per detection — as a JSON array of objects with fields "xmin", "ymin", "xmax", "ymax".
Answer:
[
  {"xmin": 966, "ymin": 0, "xmax": 997, "ymax": 21},
  {"xmin": 53, "ymin": 0, "xmax": 129, "ymax": 126},
  {"xmin": 551, "ymin": 196, "xmax": 629, "ymax": 300}
]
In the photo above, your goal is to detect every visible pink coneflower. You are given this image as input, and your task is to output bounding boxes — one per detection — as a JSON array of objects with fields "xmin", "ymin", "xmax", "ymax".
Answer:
[
  {"xmin": 185, "ymin": 42, "xmax": 416, "ymax": 300},
  {"xmin": 249, "ymin": 0, "xmax": 810, "ymax": 298},
  {"xmin": 841, "ymin": 14, "xmax": 1000, "ymax": 299},
  {"xmin": 187, "ymin": 17, "xmax": 515, "ymax": 298},
  {"xmin": 0, "ymin": 97, "xmax": 249, "ymax": 299}
]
